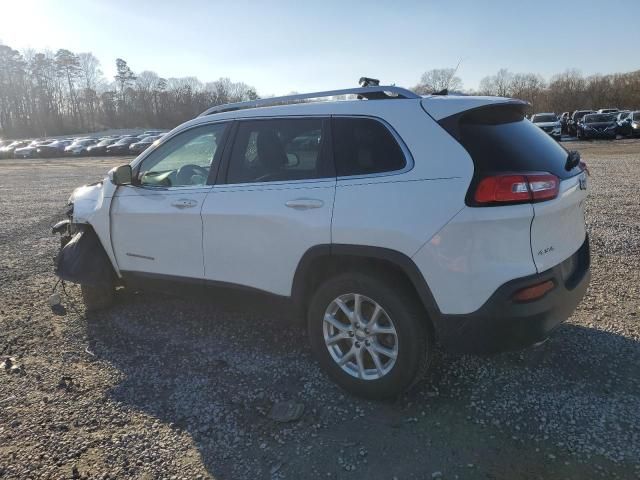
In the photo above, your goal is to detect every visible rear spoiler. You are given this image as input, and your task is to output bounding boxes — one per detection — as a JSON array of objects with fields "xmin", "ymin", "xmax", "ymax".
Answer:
[{"xmin": 421, "ymin": 96, "xmax": 527, "ymax": 121}]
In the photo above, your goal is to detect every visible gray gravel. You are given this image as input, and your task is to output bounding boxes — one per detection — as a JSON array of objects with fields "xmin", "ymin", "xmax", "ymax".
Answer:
[{"xmin": 1, "ymin": 142, "xmax": 639, "ymax": 479}]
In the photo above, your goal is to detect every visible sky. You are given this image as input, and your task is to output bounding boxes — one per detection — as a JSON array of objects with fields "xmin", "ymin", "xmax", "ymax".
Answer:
[{"xmin": 1, "ymin": 0, "xmax": 638, "ymax": 95}]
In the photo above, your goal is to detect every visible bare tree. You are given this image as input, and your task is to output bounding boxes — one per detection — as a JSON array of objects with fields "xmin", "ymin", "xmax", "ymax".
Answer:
[
  {"xmin": 78, "ymin": 53, "xmax": 102, "ymax": 129},
  {"xmin": 414, "ymin": 68, "xmax": 463, "ymax": 94}
]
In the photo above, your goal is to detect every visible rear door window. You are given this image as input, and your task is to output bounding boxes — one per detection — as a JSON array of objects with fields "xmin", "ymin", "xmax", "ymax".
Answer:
[
  {"xmin": 226, "ymin": 118, "xmax": 332, "ymax": 184},
  {"xmin": 332, "ymin": 117, "xmax": 406, "ymax": 177}
]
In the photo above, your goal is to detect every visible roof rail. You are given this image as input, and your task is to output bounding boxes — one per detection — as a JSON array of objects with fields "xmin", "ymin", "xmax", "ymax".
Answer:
[{"xmin": 198, "ymin": 85, "xmax": 420, "ymax": 117}]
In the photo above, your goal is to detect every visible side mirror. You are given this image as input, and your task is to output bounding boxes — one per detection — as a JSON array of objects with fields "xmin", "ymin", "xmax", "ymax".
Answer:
[{"xmin": 109, "ymin": 164, "xmax": 133, "ymax": 186}]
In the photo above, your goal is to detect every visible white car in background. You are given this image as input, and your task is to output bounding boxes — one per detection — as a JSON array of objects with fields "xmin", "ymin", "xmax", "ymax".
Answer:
[
  {"xmin": 53, "ymin": 84, "xmax": 591, "ymax": 399},
  {"xmin": 64, "ymin": 138, "xmax": 98, "ymax": 156},
  {"xmin": 530, "ymin": 113, "xmax": 562, "ymax": 141}
]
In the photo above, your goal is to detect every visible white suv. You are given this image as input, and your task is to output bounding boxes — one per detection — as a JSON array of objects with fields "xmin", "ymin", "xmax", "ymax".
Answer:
[{"xmin": 54, "ymin": 85, "xmax": 591, "ymax": 399}]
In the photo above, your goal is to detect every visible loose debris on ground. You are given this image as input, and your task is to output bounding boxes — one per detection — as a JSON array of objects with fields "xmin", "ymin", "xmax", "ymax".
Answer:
[{"xmin": 1, "ymin": 144, "xmax": 639, "ymax": 479}]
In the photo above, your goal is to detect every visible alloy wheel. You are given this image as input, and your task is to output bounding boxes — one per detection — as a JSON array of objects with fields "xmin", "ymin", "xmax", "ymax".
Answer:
[{"xmin": 323, "ymin": 293, "xmax": 398, "ymax": 380}]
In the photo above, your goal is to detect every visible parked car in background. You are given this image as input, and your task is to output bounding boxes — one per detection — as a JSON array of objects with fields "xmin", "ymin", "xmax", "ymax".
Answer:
[
  {"xmin": 65, "ymin": 138, "xmax": 98, "ymax": 156},
  {"xmin": 617, "ymin": 111, "xmax": 640, "ymax": 137},
  {"xmin": 129, "ymin": 135, "xmax": 161, "ymax": 154},
  {"xmin": 105, "ymin": 136, "xmax": 139, "ymax": 155},
  {"xmin": 576, "ymin": 113, "xmax": 617, "ymax": 139},
  {"xmin": 86, "ymin": 138, "xmax": 118, "ymax": 156},
  {"xmin": 15, "ymin": 140, "xmax": 53, "ymax": 158},
  {"xmin": 143, "ymin": 130, "xmax": 164, "ymax": 136},
  {"xmin": 37, "ymin": 139, "xmax": 73, "ymax": 157},
  {"xmin": 530, "ymin": 113, "xmax": 561, "ymax": 140},
  {"xmin": 0, "ymin": 140, "xmax": 30, "ymax": 158},
  {"xmin": 568, "ymin": 110, "xmax": 596, "ymax": 136},
  {"xmin": 597, "ymin": 108, "xmax": 619, "ymax": 114},
  {"xmin": 615, "ymin": 111, "xmax": 631, "ymax": 135},
  {"xmin": 559, "ymin": 112, "xmax": 570, "ymax": 134}
]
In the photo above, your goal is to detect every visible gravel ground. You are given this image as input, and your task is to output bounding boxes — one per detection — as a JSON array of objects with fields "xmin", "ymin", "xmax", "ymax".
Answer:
[{"xmin": 1, "ymin": 142, "xmax": 639, "ymax": 480}]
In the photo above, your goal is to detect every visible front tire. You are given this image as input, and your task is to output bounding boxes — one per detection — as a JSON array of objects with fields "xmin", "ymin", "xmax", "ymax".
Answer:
[
  {"xmin": 81, "ymin": 284, "xmax": 114, "ymax": 311},
  {"xmin": 307, "ymin": 272, "xmax": 433, "ymax": 399}
]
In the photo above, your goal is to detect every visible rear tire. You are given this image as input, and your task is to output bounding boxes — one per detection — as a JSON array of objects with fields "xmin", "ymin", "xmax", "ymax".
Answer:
[
  {"xmin": 81, "ymin": 284, "xmax": 114, "ymax": 311},
  {"xmin": 307, "ymin": 272, "xmax": 433, "ymax": 399}
]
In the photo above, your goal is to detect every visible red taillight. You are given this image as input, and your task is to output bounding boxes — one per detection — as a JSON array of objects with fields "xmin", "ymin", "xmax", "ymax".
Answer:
[{"xmin": 474, "ymin": 173, "xmax": 559, "ymax": 205}]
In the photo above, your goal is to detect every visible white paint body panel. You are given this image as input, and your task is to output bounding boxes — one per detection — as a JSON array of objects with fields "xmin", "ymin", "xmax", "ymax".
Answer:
[
  {"xmin": 332, "ymin": 178, "xmax": 468, "ymax": 257},
  {"xmin": 412, "ymin": 204, "xmax": 537, "ymax": 314},
  {"xmin": 68, "ymin": 179, "xmax": 120, "ymax": 276},
  {"xmin": 530, "ymin": 174, "xmax": 588, "ymax": 272},
  {"xmin": 110, "ymin": 186, "xmax": 210, "ymax": 279},
  {"xmin": 201, "ymin": 179, "xmax": 335, "ymax": 295}
]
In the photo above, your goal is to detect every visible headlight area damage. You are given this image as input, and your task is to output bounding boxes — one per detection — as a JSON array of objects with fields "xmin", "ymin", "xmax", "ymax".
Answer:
[
  {"xmin": 52, "ymin": 180, "xmax": 118, "ymax": 310},
  {"xmin": 54, "ymin": 225, "xmax": 114, "ymax": 288}
]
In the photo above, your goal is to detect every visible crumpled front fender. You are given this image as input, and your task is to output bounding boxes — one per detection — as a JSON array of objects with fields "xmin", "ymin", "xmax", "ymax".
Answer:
[
  {"xmin": 68, "ymin": 182, "xmax": 106, "ymax": 224},
  {"xmin": 63, "ymin": 177, "xmax": 121, "ymax": 277}
]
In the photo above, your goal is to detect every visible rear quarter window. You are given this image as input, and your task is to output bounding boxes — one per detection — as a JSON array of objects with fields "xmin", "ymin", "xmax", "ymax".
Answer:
[{"xmin": 332, "ymin": 117, "xmax": 406, "ymax": 177}]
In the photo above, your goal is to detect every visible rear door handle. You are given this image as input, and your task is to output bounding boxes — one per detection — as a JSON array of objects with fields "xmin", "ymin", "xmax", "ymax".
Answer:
[
  {"xmin": 285, "ymin": 198, "xmax": 324, "ymax": 210},
  {"xmin": 171, "ymin": 198, "xmax": 198, "ymax": 209}
]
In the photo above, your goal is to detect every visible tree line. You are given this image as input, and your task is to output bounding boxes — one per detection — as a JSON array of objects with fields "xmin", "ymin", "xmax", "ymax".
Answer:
[
  {"xmin": 1, "ymin": 41, "xmax": 639, "ymax": 138},
  {"xmin": 414, "ymin": 67, "xmax": 640, "ymax": 114},
  {"xmin": 0, "ymin": 43, "xmax": 258, "ymax": 138}
]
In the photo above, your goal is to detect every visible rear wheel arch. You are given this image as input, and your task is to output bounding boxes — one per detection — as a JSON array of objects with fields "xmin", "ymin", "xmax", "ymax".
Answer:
[{"xmin": 291, "ymin": 244, "xmax": 440, "ymax": 330}]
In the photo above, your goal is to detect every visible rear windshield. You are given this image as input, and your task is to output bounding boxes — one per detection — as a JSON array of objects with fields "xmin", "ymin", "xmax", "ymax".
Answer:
[
  {"xmin": 532, "ymin": 114, "xmax": 557, "ymax": 123},
  {"xmin": 573, "ymin": 111, "xmax": 593, "ymax": 120},
  {"xmin": 439, "ymin": 104, "xmax": 582, "ymax": 181}
]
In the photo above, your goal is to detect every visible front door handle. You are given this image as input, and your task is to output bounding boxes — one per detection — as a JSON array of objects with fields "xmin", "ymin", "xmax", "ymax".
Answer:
[
  {"xmin": 171, "ymin": 198, "xmax": 198, "ymax": 209},
  {"xmin": 285, "ymin": 198, "xmax": 324, "ymax": 210}
]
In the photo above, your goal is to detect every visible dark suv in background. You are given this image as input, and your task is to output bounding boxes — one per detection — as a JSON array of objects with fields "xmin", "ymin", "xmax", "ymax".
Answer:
[
  {"xmin": 576, "ymin": 113, "xmax": 617, "ymax": 140},
  {"xmin": 568, "ymin": 110, "xmax": 595, "ymax": 136}
]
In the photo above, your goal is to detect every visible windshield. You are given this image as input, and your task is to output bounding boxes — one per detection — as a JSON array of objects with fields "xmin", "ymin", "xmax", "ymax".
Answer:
[
  {"xmin": 632, "ymin": 112, "xmax": 640, "ymax": 120},
  {"xmin": 584, "ymin": 114, "xmax": 614, "ymax": 123},
  {"xmin": 532, "ymin": 114, "xmax": 557, "ymax": 123},
  {"xmin": 116, "ymin": 138, "xmax": 134, "ymax": 145},
  {"xmin": 573, "ymin": 111, "xmax": 593, "ymax": 120},
  {"xmin": 97, "ymin": 139, "xmax": 112, "ymax": 146}
]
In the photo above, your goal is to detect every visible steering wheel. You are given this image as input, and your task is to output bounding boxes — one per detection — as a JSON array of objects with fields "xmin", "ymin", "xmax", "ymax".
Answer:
[{"xmin": 176, "ymin": 164, "xmax": 209, "ymax": 185}]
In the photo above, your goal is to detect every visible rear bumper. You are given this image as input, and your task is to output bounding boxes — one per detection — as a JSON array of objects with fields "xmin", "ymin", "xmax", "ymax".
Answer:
[{"xmin": 433, "ymin": 236, "xmax": 590, "ymax": 353}]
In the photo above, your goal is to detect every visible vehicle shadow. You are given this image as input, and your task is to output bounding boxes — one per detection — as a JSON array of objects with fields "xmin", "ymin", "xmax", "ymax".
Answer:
[{"xmin": 83, "ymin": 289, "xmax": 640, "ymax": 479}]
